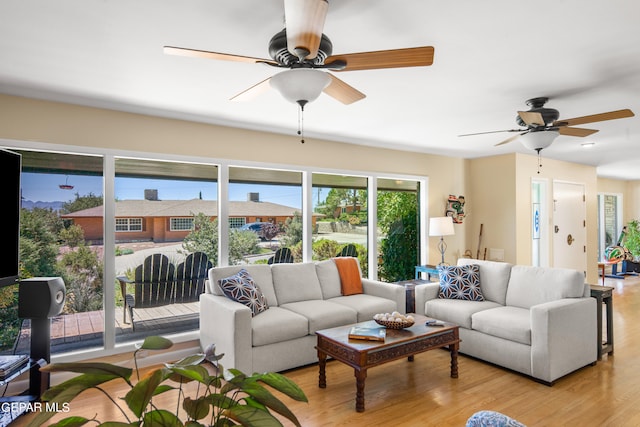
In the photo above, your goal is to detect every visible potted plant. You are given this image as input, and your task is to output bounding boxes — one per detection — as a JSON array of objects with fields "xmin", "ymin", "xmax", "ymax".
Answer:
[
  {"xmin": 623, "ymin": 219, "xmax": 640, "ymax": 272},
  {"xmin": 27, "ymin": 336, "xmax": 308, "ymax": 426}
]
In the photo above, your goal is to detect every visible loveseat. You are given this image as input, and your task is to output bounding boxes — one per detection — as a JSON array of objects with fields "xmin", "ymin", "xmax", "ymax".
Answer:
[
  {"xmin": 200, "ymin": 258, "xmax": 405, "ymax": 374},
  {"xmin": 414, "ymin": 259, "xmax": 597, "ymax": 384}
]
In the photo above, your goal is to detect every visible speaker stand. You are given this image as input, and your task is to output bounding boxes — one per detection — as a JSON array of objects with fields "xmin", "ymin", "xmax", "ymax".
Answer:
[{"xmin": 29, "ymin": 317, "xmax": 51, "ymax": 398}]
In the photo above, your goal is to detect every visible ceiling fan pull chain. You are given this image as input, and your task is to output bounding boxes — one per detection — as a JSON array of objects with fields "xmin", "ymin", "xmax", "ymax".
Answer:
[
  {"xmin": 536, "ymin": 148, "xmax": 542, "ymax": 174},
  {"xmin": 297, "ymin": 100, "xmax": 307, "ymax": 143}
]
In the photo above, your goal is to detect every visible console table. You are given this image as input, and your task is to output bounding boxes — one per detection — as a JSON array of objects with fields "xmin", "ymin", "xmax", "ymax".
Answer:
[{"xmin": 590, "ymin": 285, "xmax": 614, "ymax": 360}]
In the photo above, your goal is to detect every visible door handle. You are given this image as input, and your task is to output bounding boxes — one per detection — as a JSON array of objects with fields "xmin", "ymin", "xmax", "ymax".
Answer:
[
  {"xmin": 554, "ymin": 225, "xmax": 559, "ymax": 233},
  {"xmin": 567, "ymin": 234, "xmax": 574, "ymax": 245}
]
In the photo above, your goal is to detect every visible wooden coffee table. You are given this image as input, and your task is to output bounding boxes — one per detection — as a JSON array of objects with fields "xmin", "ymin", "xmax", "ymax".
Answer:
[{"xmin": 315, "ymin": 314, "xmax": 460, "ymax": 412}]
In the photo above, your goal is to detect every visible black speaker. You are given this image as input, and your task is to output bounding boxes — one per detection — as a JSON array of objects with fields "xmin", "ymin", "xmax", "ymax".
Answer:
[{"xmin": 18, "ymin": 277, "xmax": 66, "ymax": 319}]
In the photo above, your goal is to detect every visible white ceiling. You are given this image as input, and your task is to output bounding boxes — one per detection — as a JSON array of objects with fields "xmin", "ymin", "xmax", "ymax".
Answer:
[{"xmin": 1, "ymin": 1, "xmax": 639, "ymax": 179}]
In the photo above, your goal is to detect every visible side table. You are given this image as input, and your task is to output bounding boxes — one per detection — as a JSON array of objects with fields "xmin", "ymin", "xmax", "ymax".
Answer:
[
  {"xmin": 394, "ymin": 279, "xmax": 430, "ymax": 313},
  {"xmin": 590, "ymin": 285, "xmax": 614, "ymax": 360},
  {"xmin": 415, "ymin": 265, "xmax": 439, "ymax": 280}
]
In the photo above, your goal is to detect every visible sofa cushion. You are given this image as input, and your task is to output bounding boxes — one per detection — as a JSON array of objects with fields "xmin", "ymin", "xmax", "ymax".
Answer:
[
  {"xmin": 316, "ymin": 259, "xmax": 342, "ymax": 299},
  {"xmin": 209, "ymin": 265, "xmax": 278, "ymax": 307},
  {"xmin": 438, "ymin": 264, "xmax": 484, "ymax": 301},
  {"xmin": 271, "ymin": 263, "xmax": 324, "ymax": 304},
  {"xmin": 425, "ymin": 299, "xmax": 502, "ymax": 329},
  {"xmin": 329, "ymin": 294, "xmax": 398, "ymax": 322},
  {"xmin": 218, "ymin": 269, "xmax": 269, "ymax": 317},
  {"xmin": 505, "ymin": 265, "xmax": 586, "ymax": 309},
  {"xmin": 251, "ymin": 307, "xmax": 309, "ymax": 347},
  {"xmin": 457, "ymin": 259, "xmax": 512, "ymax": 305},
  {"xmin": 280, "ymin": 300, "xmax": 357, "ymax": 333},
  {"xmin": 471, "ymin": 306, "xmax": 531, "ymax": 345},
  {"xmin": 334, "ymin": 257, "xmax": 363, "ymax": 295}
]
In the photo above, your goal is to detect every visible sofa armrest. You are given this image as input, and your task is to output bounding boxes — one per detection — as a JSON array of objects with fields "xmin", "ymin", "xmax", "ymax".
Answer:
[
  {"xmin": 413, "ymin": 282, "xmax": 441, "ymax": 315},
  {"xmin": 199, "ymin": 293, "xmax": 253, "ymax": 373},
  {"xmin": 361, "ymin": 279, "xmax": 407, "ymax": 314},
  {"xmin": 530, "ymin": 297, "xmax": 597, "ymax": 383}
]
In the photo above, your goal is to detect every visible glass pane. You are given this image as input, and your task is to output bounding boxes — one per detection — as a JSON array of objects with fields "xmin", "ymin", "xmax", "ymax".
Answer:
[
  {"xmin": 377, "ymin": 180, "xmax": 419, "ymax": 281},
  {"xmin": 228, "ymin": 167, "xmax": 302, "ymax": 265},
  {"xmin": 312, "ymin": 173, "xmax": 368, "ymax": 277},
  {"xmin": 114, "ymin": 158, "xmax": 218, "ymax": 343},
  {"xmin": 8, "ymin": 149, "xmax": 105, "ymax": 356}
]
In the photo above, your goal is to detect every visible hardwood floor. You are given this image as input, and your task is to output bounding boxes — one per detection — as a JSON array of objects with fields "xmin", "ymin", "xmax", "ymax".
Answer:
[{"xmin": 13, "ymin": 275, "xmax": 640, "ymax": 426}]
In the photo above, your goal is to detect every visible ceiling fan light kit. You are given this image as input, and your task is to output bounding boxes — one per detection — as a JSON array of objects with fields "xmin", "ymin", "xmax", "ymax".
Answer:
[
  {"xmin": 270, "ymin": 68, "xmax": 331, "ymax": 105},
  {"xmin": 519, "ymin": 129, "xmax": 559, "ymax": 151}
]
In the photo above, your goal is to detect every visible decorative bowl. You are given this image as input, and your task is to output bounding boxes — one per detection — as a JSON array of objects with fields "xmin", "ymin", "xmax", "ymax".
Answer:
[{"xmin": 374, "ymin": 318, "xmax": 415, "ymax": 329}]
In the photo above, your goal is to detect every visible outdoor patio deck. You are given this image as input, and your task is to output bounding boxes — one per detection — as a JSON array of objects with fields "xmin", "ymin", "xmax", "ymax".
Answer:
[{"xmin": 14, "ymin": 301, "xmax": 200, "ymax": 354}]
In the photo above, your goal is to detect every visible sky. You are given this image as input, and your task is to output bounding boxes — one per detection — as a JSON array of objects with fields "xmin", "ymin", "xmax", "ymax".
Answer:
[{"xmin": 21, "ymin": 172, "xmax": 312, "ymax": 209}]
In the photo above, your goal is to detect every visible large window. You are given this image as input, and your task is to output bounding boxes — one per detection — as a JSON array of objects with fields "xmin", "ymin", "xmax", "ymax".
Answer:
[
  {"xmin": 228, "ymin": 167, "xmax": 303, "ymax": 265},
  {"xmin": 113, "ymin": 157, "xmax": 218, "ymax": 345},
  {"xmin": 313, "ymin": 173, "xmax": 368, "ymax": 276},
  {"xmin": 377, "ymin": 178, "xmax": 420, "ymax": 281},
  {"xmin": 2, "ymin": 142, "xmax": 426, "ymax": 360}
]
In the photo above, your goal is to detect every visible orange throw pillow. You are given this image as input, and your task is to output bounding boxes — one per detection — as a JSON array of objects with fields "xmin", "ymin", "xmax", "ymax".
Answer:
[{"xmin": 334, "ymin": 257, "xmax": 363, "ymax": 296}]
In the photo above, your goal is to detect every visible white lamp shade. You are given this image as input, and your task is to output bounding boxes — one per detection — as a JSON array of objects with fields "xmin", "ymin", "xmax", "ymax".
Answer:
[
  {"xmin": 284, "ymin": 0, "xmax": 328, "ymax": 60},
  {"xmin": 429, "ymin": 216, "xmax": 455, "ymax": 237},
  {"xmin": 520, "ymin": 130, "xmax": 559, "ymax": 151},
  {"xmin": 270, "ymin": 68, "xmax": 331, "ymax": 104}
]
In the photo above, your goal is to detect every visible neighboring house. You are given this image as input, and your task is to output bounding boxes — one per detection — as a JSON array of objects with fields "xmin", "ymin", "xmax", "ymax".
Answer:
[{"xmin": 61, "ymin": 192, "xmax": 318, "ymax": 243}]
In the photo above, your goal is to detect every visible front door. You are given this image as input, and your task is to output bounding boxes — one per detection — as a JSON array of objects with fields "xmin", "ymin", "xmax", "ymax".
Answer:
[{"xmin": 553, "ymin": 181, "xmax": 586, "ymax": 275}]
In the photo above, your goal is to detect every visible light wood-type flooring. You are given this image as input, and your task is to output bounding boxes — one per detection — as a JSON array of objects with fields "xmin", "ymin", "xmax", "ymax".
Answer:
[{"xmin": 13, "ymin": 274, "xmax": 640, "ymax": 426}]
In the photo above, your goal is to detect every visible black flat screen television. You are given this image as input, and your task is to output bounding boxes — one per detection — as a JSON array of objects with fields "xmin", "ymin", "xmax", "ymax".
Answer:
[{"xmin": 0, "ymin": 148, "xmax": 21, "ymax": 288}]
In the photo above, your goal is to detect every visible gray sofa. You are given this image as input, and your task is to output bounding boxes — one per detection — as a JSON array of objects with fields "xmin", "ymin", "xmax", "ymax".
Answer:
[
  {"xmin": 414, "ymin": 258, "xmax": 597, "ymax": 384},
  {"xmin": 200, "ymin": 259, "xmax": 405, "ymax": 374}
]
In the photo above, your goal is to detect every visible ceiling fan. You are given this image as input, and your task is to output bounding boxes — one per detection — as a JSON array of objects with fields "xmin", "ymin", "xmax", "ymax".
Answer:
[
  {"xmin": 459, "ymin": 97, "xmax": 635, "ymax": 152},
  {"xmin": 163, "ymin": 0, "xmax": 434, "ymax": 107}
]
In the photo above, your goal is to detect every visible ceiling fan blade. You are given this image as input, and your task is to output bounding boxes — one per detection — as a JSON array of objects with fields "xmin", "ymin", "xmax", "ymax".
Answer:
[
  {"xmin": 164, "ymin": 46, "xmax": 277, "ymax": 66},
  {"xmin": 325, "ymin": 46, "xmax": 434, "ymax": 72},
  {"xmin": 458, "ymin": 129, "xmax": 525, "ymax": 137},
  {"xmin": 495, "ymin": 133, "xmax": 525, "ymax": 146},
  {"xmin": 284, "ymin": 0, "xmax": 328, "ymax": 60},
  {"xmin": 557, "ymin": 127, "xmax": 599, "ymax": 137},
  {"xmin": 230, "ymin": 77, "xmax": 273, "ymax": 102},
  {"xmin": 323, "ymin": 74, "xmax": 366, "ymax": 104},
  {"xmin": 554, "ymin": 109, "xmax": 634, "ymax": 127},
  {"xmin": 518, "ymin": 111, "xmax": 545, "ymax": 127}
]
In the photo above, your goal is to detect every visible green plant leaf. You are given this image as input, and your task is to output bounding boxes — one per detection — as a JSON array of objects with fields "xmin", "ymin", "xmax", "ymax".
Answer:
[
  {"xmin": 256, "ymin": 372, "xmax": 308, "ymax": 402},
  {"xmin": 168, "ymin": 364, "xmax": 210, "ymax": 384},
  {"xmin": 138, "ymin": 336, "xmax": 174, "ymax": 350},
  {"xmin": 41, "ymin": 373, "xmax": 123, "ymax": 402},
  {"xmin": 125, "ymin": 369, "xmax": 166, "ymax": 418},
  {"xmin": 41, "ymin": 362, "xmax": 133, "ymax": 380},
  {"xmin": 207, "ymin": 393, "xmax": 237, "ymax": 410},
  {"xmin": 240, "ymin": 384, "xmax": 301, "ymax": 427},
  {"xmin": 167, "ymin": 353, "xmax": 206, "ymax": 368},
  {"xmin": 43, "ymin": 415, "xmax": 93, "ymax": 427},
  {"xmin": 183, "ymin": 396, "xmax": 210, "ymax": 420},
  {"xmin": 223, "ymin": 405, "xmax": 282, "ymax": 427},
  {"xmin": 141, "ymin": 409, "xmax": 183, "ymax": 426},
  {"xmin": 27, "ymin": 384, "xmax": 97, "ymax": 426}
]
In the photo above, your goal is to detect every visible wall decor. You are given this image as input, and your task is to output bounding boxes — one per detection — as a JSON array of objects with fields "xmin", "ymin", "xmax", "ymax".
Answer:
[{"xmin": 446, "ymin": 195, "xmax": 465, "ymax": 224}]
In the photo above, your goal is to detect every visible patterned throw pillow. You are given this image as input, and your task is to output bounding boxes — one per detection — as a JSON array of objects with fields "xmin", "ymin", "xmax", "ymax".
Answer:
[
  {"xmin": 218, "ymin": 269, "xmax": 269, "ymax": 316},
  {"xmin": 438, "ymin": 264, "xmax": 484, "ymax": 301}
]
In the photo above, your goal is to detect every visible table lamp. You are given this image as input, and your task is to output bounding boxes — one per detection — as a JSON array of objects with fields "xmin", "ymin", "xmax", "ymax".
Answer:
[{"xmin": 429, "ymin": 216, "xmax": 455, "ymax": 266}]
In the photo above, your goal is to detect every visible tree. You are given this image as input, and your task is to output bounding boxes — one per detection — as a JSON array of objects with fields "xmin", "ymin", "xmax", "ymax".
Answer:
[
  {"xmin": 181, "ymin": 213, "xmax": 261, "ymax": 266},
  {"xmin": 181, "ymin": 213, "xmax": 218, "ymax": 265},
  {"xmin": 61, "ymin": 192, "xmax": 103, "ymax": 214},
  {"xmin": 19, "ymin": 207, "xmax": 63, "ymax": 278},
  {"xmin": 280, "ymin": 212, "xmax": 303, "ymax": 248},
  {"xmin": 58, "ymin": 245, "xmax": 104, "ymax": 313},
  {"xmin": 377, "ymin": 191, "xmax": 419, "ymax": 282}
]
